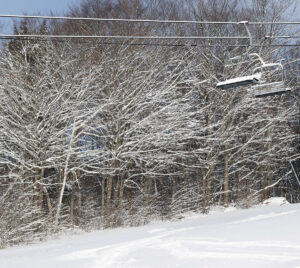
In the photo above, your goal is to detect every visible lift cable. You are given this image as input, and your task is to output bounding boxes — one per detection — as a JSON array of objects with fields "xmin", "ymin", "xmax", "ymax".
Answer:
[
  {"xmin": 0, "ymin": 34, "xmax": 299, "ymax": 41},
  {"xmin": 1, "ymin": 14, "xmax": 300, "ymax": 25}
]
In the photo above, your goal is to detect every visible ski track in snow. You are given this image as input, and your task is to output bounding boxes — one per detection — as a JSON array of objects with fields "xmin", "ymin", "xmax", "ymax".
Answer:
[
  {"xmin": 1, "ymin": 201, "xmax": 300, "ymax": 268},
  {"xmin": 228, "ymin": 210, "xmax": 298, "ymax": 224}
]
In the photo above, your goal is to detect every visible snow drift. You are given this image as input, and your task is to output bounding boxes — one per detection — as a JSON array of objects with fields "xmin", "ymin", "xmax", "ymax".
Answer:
[{"xmin": 1, "ymin": 198, "xmax": 300, "ymax": 268}]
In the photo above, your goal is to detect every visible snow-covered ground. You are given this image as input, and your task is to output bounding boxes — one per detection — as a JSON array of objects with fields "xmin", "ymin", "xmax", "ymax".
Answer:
[{"xmin": 1, "ymin": 198, "xmax": 300, "ymax": 268}]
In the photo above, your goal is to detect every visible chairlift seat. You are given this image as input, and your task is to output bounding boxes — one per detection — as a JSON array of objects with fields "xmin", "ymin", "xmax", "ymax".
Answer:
[
  {"xmin": 253, "ymin": 86, "xmax": 291, "ymax": 98},
  {"xmin": 216, "ymin": 73, "xmax": 261, "ymax": 90},
  {"xmin": 251, "ymin": 81, "xmax": 291, "ymax": 97},
  {"xmin": 251, "ymin": 81, "xmax": 284, "ymax": 90}
]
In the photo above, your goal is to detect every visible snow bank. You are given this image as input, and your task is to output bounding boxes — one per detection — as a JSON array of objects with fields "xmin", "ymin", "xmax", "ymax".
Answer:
[
  {"xmin": 261, "ymin": 197, "xmax": 290, "ymax": 206},
  {"xmin": 1, "ymin": 201, "xmax": 300, "ymax": 268}
]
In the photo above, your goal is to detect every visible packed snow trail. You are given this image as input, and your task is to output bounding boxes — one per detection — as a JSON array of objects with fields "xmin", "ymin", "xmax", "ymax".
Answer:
[{"xmin": 1, "ymin": 199, "xmax": 300, "ymax": 268}]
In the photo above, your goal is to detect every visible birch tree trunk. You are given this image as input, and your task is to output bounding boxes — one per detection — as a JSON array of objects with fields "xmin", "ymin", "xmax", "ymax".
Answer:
[{"xmin": 54, "ymin": 124, "xmax": 77, "ymax": 232}]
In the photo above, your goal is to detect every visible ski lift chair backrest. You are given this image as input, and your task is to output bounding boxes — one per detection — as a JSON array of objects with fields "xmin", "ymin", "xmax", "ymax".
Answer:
[{"xmin": 250, "ymin": 62, "xmax": 291, "ymax": 97}]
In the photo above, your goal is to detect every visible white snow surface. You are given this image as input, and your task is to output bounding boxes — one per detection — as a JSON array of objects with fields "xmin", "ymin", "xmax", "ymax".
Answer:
[{"xmin": 1, "ymin": 198, "xmax": 300, "ymax": 268}]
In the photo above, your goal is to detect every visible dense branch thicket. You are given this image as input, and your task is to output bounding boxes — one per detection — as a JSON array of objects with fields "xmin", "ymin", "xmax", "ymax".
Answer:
[{"xmin": 0, "ymin": 0, "xmax": 299, "ymax": 248}]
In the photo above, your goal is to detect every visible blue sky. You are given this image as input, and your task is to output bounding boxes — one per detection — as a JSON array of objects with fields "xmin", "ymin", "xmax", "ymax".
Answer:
[
  {"xmin": 0, "ymin": 0, "xmax": 79, "ymax": 33},
  {"xmin": 1, "ymin": 0, "xmax": 78, "ymax": 14},
  {"xmin": 1, "ymin": 0, "xmax": 299, "ymax": 17}
]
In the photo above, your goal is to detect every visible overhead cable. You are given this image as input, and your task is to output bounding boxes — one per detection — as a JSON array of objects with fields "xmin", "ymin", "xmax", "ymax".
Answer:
[
  {"xmin": 1, "ymin": 37, "xmax": 300, "ymax": 47},
  {"xmin": 0, "ymin": 14, "xmax": 300, "ymax": 25},
  {"xmin": 0, "ymin": 34, "xmax": 299, "ymax": 40}
]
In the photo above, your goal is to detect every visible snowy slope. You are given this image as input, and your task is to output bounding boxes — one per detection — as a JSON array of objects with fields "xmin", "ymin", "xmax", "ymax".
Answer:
[{"xmin": 1, "ymin": 199, "xmax": 300, "ymax": 268}]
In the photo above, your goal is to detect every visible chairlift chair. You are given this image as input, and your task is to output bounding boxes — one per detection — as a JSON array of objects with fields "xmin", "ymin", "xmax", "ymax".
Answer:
[
  {"xmin": 249, "ymin": 62, "xmax": 291, "ymax": 98},
  {"xmin": 216, "ymin": 21, "xmax": 261, "ymax": 90},
  {"xmin": 216, "ymin": 21, "xmax": 291, "ymax": 97}
]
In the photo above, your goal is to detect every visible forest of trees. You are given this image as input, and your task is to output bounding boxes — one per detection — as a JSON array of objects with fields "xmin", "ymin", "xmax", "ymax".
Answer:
[{"xmin": 0, "ymin": 0, "xmax": 299, "ymax": 248}]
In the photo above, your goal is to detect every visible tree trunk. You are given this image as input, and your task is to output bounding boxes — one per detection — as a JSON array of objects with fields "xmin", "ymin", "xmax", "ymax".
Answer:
[
  {"xmin": 119, "ymin": 178, "xmax": 124, "ymax": 209},
  {"xmin": 54, "ymin": 124, "xmax": 76, "ymax": 232},
  {"xmin": 39, "ymin": 167, "xmax": 45, "ymax": 212},
  {"xmin": 114, "ymin": 177, "xmax": 120, "ymax": 206},
  {"xmin": 54, "ymin": 160, "xmax": 70, "ymax": 232},
  {"xmin": 101, "ymin": 178, "xmax": 106, "ymax": 217},
  {"xmin": 77, "ymin": 180, "xmax": 82, "ymax": 219},
  {"xmin": 70, "ymin": 185, "xmax": 75, "ymax": 225},
  {"xmin": 105, "ymin": 176, "xmax": 113, "ymax": 227},
  {"xmin": 224, "ymin": 144, "xmax": 229, "ymax": 207},
  {"xmin": 44, "ymin": 187, "xmax": 53, "ymax": 220}
]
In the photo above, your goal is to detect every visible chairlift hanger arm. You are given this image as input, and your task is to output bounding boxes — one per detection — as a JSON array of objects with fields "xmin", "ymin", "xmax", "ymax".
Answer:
[
  {"xmin": 249, "ymin": 53, "xmax": 265, "ymax": 65},
  {"xmin": 239, "ymin": 21, "xmax": 252, "ymax": 57}
]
